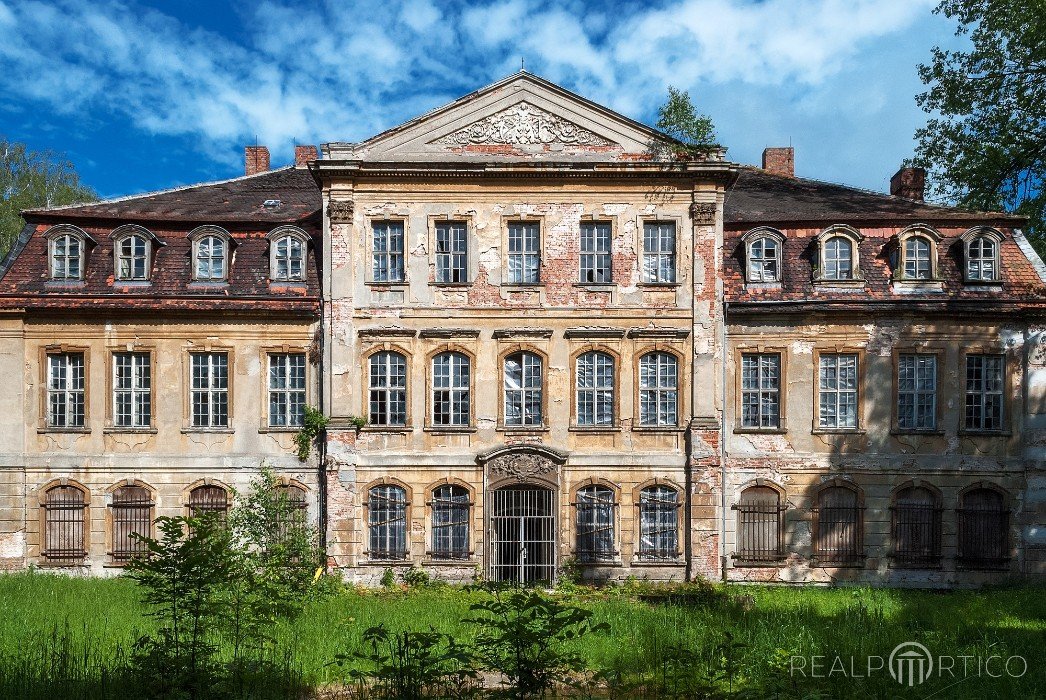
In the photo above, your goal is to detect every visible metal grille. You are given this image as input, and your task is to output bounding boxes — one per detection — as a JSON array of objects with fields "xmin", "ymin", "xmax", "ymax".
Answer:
[
  {"xmin": 579, "ymin": 222, "xmax": 612, "ymax": 283},
  {"xmin": 735, "ymin": 486, "xmax": 783, "ymax": 563},
  {"xmin": 110, "ymin": 486, "xmax": 153, "ymax": 563},
  {"xmin": 189, "ymin": 485, "xmax": 229, "ymax": 518},
  {"xmin": 642, "ymin": 222, "xmax": 675, "ymax": 283},
  {"xmin": 435, "ymin": 222, "xmax": 467, "ymax": 283},
  {"xmin": 43, "ymin": 485, "xmax": 86, "ymax": 563},
  {"xmin": 431, "ymin": 485, "xmax": 470, "ymax": 559},
  {"xmin": 639, "ymin": 486, "xmax": 679, "ymax": 560},
  {"xmin": 575, "ymin": 486, "xmax": 615, "ymax": 562},
  {"xmin": 489, "ymin": 486, "xmax": 556, "ymax": 585},
  {"xmin": 276, "ymin": 484, "xmax": 308, "ymax": 543},
  {"xmin": 813, "ymin": 486, "xmax": 862, "ymax": 565},
  {"xmin": 892, "ymin": 487, "xmax": 942, "ymax": 568},
  {"xmin": 958, "ymin": 488, "xmax": 1008, "ymax": 570},
  {"xmin": 368, "ymin": 485, "xmax": 408, "ymax": 560}
]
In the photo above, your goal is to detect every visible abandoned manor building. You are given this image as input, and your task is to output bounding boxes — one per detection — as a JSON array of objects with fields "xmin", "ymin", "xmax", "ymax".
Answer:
[{"xmin": 1, "ymin": 73, "xmax": 1044, "ymax": 587}]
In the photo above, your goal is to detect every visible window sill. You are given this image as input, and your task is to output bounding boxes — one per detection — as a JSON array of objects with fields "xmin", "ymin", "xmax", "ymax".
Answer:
[
  {"xmin": 958, "ymin": 429, "xmax": 1012, "ymax": 437},
  {"xmin": 962, "ymin": 280, "xmax": 1003, "ymax": 287},
  {"xmin": 501, "ymin": 284, "xmax": 544, "ymax": 291},
  {"xmin": 188, "ymin": 281, "xmax": 229, "ymax": 288},
  {"xmin": 422, "ymin": 557, "xmax": 477, "ymax": 566},
  {"xmin": 733, "ymin": 427, "xmax": 786, "ymax": 435},
  {"xmin": 423, "ymin": 426, "xmax": 477, "ymax": 434},
  {"xmin": 811, "ymin": 428, "xmax": 865, "ymax": 435},
  {"xmin": 360, "ymin": 425, "xmax": 413, "ymax": 433},
  {"xmin": 569, "ymin": 425, "xmax": 621, "ymax": 433},
  {"xmin": 364, "ymin": 281, "xmax": 408, "ymax": 288},
  {"xmin": 103, "ymin": 427, "xmax": 157, "ymax": 434},
  {"xmin": 744, "ymin": 281, "xmax": 782, "ymax": 290},
  {"xmin": 258, "ymin": 426, "xmax": 301, "ymax": 434},
  {"xmin": 360, "ymin": 558, "xmax": 412, "ymax": 567},
  {"xmin": 496, "ymin": 425, "xmax": 549, "ymax": 433},
  {"xmin": 632, "ymin": 425, "xmax": 684, "ymax": 433},
  {"xmin": 112, "ymin": 280, "xmax": 152, "ymax": 287},
  {"xmin": 731, "ymin": 559, "xmax": 787, "ymax": 568},
  {"xmin": 572, "ymin": 283, "xmax": 615, "ymax": 291},
  {"xmin": 812, "ymin": 278, "xmax": 864, "ymax": 287},
  {"xmin": 37, "ymin": 562, "xmax": 88, "ymax": 569},
  {"xmin": 573, "ymin": 558, "xmax": 623, "ymax": 567},
  {"xmin": 44, "ymin": 281, "xmax": 86, "ymax": 289},
  {"xmin": 268, "ymin": 280, "xmax": 307, "ymax": 287},
  {"xmin": 37, "ymin": 427, "xmax": 90, "ymax": 434},
  {"xmin": 428, "ymin": 281, "xmax": 471, "ymax": 288},
  {"xmin": 890, "ymin": 428, "xmax": 945, "ymax": 436},
  {"xmin": 636, "ymin": 282, "xmax": 680, "ymax": 288},
  {"xmin": 631, "ymin": 558, "xmax": 685, "ymax": 567},
  {"xmin": 180, "ymin": 428, "xmax": 234, "ymax": 434}
]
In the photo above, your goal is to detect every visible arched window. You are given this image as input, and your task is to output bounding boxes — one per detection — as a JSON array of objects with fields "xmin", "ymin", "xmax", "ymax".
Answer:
[
  {"xmin": 191, "ymin": 230, "xmax": 229, "ymax": 281},
  {"xmin": 431, "ymin": 484, "xmax": 470, "ymax": 560},
  {"xmin": 575, "ymin": 485, "xmax": 615, "ymax": 562},
  {"xmin": 369, "ymin": 351, "xmax": 407, "ymax": 426},
  {"xmin": 275, "ymin": 483, "xmax": 308, "ymax": 543},
  {"xmin": 115, "ymin": 234, "xmax": 150, "ymax": 280},
  {"xmin": 368, "ymin": 484, "xmax": 408, "ymax": 560},
  {"xmin": 747, "ymin": 236, "xmax": 780, "ymax": 282},
  {"xmin": 110, "ymin": 485, "xmax": 153, "ymax": 563},
  {"xmin": 504, "ymin": 351, "xmax": 543, "ymax": 427},
  {"xmin": 904, "ymin": 236, "xmax": 932, "ymax": 279},
  {"xmin": 966, "ymin": 237, "xmax": 997, "ymax": 282},
  {"xmin": 432, "ymin": 352, "xmax": 470, "ymax": 427},
  {"xmin": 823, "ymin": 236, "xmax": 853, "ymax": 280},
  {"xmin": 50, "ymin": 232, "xmax": 84, "ymax": 280},
  {"xmin": 43, "ymin": 484, "xmax": 87, "ymax": 563},
  {"xmin": 576, "ymin": 351, "xmax": 615, "ymax": 427},
  {"xmin": 639, "ymin": 352, "xmax": 678, "ymax": 426},
  {"xmin": 735, "ymin": 486, "xmax": 784, "ymax": 563},
  {"xmin": 813, "ymin": 484, "xmax": 862, "ymax": 565},
  {"xmin": 271, "ymin": 233, "xmax": 306, "ymax": 281},
  {"xmin": 189, "ymin": 484, "xmax": 229, "ymax": 519},
  {"xmin": 892, "ymin": 485, "xmax": 941, "ymax": 568},
  {"xmin": 638, "ymin": 485, "xmax": 678, "ymax": 560},
  {"xmin": 815, "ymin": 226, "xmax": 863, "ymax": 282},
  {"xmin": 958, "ymin": 487, "xmax": 1008, "ymax": 569}
]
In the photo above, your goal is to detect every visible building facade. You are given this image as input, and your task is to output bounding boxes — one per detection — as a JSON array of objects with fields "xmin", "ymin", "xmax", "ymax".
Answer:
[{"xmin": 1, "ymin": 74, "xmax": 1043, "ymax": 585}]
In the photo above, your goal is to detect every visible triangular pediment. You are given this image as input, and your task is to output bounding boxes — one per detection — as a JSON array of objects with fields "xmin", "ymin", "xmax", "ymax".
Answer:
[{"xmin": 327, "ymin": 73, "xmax": 666, "ymax": 162}]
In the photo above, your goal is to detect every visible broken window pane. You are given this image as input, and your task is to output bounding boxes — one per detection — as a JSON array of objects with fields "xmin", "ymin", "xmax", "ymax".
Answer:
[
  {"xmin": 965, "ymin": 354, "xmax": 1004, "ymax": 431},
  {"xmin": 575, "ymin": 485, "xmax": 615, "ymax": 562},
  {"xmin": 579, "ymin": 222, "xmax": 612, "ymax": 283},
  {"xmin": 369, "ymin": 351, "xmax": 407, "ymax": 426},
  {"xmin": 435, "ymin": 222, "xmax": 467, "ymax": 283},
  {"xmin": 507, "ymin": 223, "xmax": 540, "ymax": 284},
  {"xmin": 504, "ymin": 351, "xmax": 542, "ymax": 426},
  {"xmin": 642, "ymin": 222, "xmax": 675, "ymax": 283}
]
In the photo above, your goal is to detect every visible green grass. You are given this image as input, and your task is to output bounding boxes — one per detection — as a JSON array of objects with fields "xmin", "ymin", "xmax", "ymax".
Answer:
[{"xmin": 0, "ymin": 571, "xmax": 1043, "ymax": 698}]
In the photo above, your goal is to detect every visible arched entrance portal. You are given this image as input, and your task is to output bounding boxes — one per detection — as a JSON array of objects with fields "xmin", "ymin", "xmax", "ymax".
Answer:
[{"xmin": 489, "ymin": 485, "xmax": 556, "ymax": 584}]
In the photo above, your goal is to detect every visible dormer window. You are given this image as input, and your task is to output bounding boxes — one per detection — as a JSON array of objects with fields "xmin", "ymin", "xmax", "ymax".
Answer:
[
  {"xmin": 46, "ymin": 226, "xmax": 90, "ymax": 281},
  {"xmin": 188, "ymin": 226, "xmax": 232, "ymax": 282},
  {"xmin": 267, "ymin": 226, "xmax": 308, "ymax": 282},
  {"xmin": 815, "ymin": 225, "xmax": 863, "ymax": 282},
  {"xmin": 111, "ymin": 225, "xmax": 160, "ymax": 282},
  {"xmin": 961, "ymin": 227, "xmax": 1003, "ymax": 283},
  {"xmin": 741, "ymin": 227, "xmax": 784, "ymax": 283},
  {"xmin": 896, "ymin": 225, "xmax": 942, "ymax": 281}
]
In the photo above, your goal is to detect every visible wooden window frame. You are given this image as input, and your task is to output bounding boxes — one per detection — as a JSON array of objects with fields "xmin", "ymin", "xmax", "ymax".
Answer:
[
  {"xmin": 891, "ymin": 347, "xmax": 944, "ymax": 434},
  {"xmin": 578, "ymin": 220, "xmax": 614, "ymax": 285},
  {"xmin": 960, "ymin": 227, "xmax": 1003, "ymax": 284},
  {"xmin": 183, "ymin": 348, "xmax": 234, "ymax": 431},
  {"xmin": 498, "ymin": 345, "xmax": 548, "ymax": 432},
  {"xmin": 265, "ymin": 349, "xmax": 309, "ymax": 430},
  {"xmin": 362, "ymin": 344, "xmax": 412, "ymax": 430},
  {"xmin": 895, "ymin": 225, "xmax": 942, "ymax": 282},
  {"xmin": 187, "ymin": 225, "xmax": 232, "ymax": 283},
  {"xmin": 266, "ymin": 225, "xmax": 310, "ymax": 283},
  {"xmin": 41, "ymin": 346, "xmax": 90, "ymax": 432},
  {"xmin": 429, "ymin": 217, "xmax": 471, "ymax": 285},
  {"xmin": 732, "ymin": 480, "xmax": 787, "ymax": 566},
  {"xmin": 740, "ymin": 226, "xmax": 785, "ymax": 284},
  {"xmin": 109, "ymin": 349, "xmax": 154, "ymax": 430},
  {"xmin": 367, "ymin": 218, "xmax": 408, "ymax": 285},
  {"xmin": 45, "ymin": 225, "xmax": 90, "ymax": 281},
  {"xmin": 185, "ymin": 480, "xmax": 231, "ymax": 519},
  {"xmin": 570, "ymin": 345, "xmax": 620, "ymax": 431},
  {"xmin": 111, "ymin": 225, "xmax": 156, "ymax": 282},
  {"xmin": 812, "ymin": 349, "xmax": 865, "ymax": 433},
  {"xmin": 959, "ymin": 348, "xmax": 1011, "ymax": 435},
  {"xmin": 633, "ymin": 479, "xmax": 683, "ymax": 563},
  {"xmin": 426, "ymin": 346, "xmax": 475, "ymax": 431},
  {"xmin": 634, "ymin": 347, "xmax": 683, "ymax": 429},
  {"xmin": 362, "ymin": 478, "xmax": 413, "ymax": 562},
  {"xmin": 501, "ymin": 216, "xmax": 545, "ymax": 287},
  {"xmin": 733, "ymin": 347, "xmax": 787, "ymax": 433},
  {"xmin": 814, "ymin": 225, "xmax": 864, "ymax": 284},
  {"xmin": 638, "ymin": 217, "xmax": 681, "ymax": 286}
]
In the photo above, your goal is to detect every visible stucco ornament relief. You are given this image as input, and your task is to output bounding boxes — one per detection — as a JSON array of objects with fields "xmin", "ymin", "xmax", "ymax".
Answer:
[
  {"xmin": 435, "ymin": 103, "xmax": 614, "ymax": 148},
  {"xmin": 487, "ymin": 452, "xmax": 558, "ymax": 482},
  {"xmin": 327, "ymin": 200, "xmax": 354, "ymax": 224}
]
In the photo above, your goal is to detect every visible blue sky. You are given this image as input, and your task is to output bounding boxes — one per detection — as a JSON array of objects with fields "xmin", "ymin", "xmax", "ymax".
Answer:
[{"xmin": 0, "ymin": 0, "xmax": 963, "ymax": 200}]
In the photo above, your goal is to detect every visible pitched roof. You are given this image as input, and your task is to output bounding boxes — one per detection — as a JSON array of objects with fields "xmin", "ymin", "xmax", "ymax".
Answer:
[
  {"xmin": 21, "ymin": 167, "xmax": 321, "ymax": 224},
  {"xmin": 724, "ymin": 167, "xmax": 1024, "ymax": 227}
]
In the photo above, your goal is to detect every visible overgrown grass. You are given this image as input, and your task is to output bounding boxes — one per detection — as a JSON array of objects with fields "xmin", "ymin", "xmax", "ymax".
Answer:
[{"xmin": 0, "ymin": 571, "xmax": 1042, "ymax": 698}]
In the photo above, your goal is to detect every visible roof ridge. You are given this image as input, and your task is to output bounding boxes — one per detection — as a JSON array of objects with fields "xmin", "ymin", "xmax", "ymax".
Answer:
[{"xmin": 22, "ymin": 165, "xmax": 300, "ymax": 215}]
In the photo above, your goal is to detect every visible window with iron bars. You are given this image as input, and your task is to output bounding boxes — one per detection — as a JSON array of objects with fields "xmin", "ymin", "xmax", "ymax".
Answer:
[
  {"xmin": 957, "ymin": 488, "xmax": 1008, "ymax": 570},
  {"xmin": 189, "ymin": 484, "xmax": 229, "ymax": 519},
  {"xmin": 576, "ymin": 351, "xmax": 615, "ymax": 427},
  {"xmin": 575, "ymin": 485, "xmax": 616, "ymax": 562},
  {"xmin": 639, "ymin": 352, "xmax": 678, "ymax": 426},
  {"xmin": 638, "ymin": 485, "xmax": 678, "ymax": 560},
  {"xmin": 369, "ymin": 485, "xmax": 408, "ymax": 560},
  {"xmin": 504, "ymin": 351, "xmax": 543, "ymax": 426},
  {"xmin": 432, "ymin": 352, "xmax": 470, "ymax": 426},
  {"xmin": 579, "ymin": 222, "xmax": 612, "ymax": 283},
  {"xmin": 642, "ymin": 222, "xmax": 675, "ymax": 283},
  {"xmin": 431, "ymin": 484, "xmax": 470, "ymax": 560},
  {"xmin": 897, "ymin": 354, "xmax": 937, "ymax": 430},
  {"xmin": 48, "ymin": 352, "xmax": 85, "ymax": 428},
  {"xmin": 43, "ymin": 484, "xmax": 87, "ymax": 564},
  {"xmin": 275, "ymin": 483, "xmax": 308, "ymax": 544},
  {"xmin": 892, "ymin": 486, "xmax": 942, "ymax": 568},
  {"xmin": 110, "ymin": 485, "xmax": 153, "ymax": 563},
  {"xmin": 734, "ymin": 486, "xmax": 784, "ymax": 563},
  {"xmin": 740, "ymin": 353, "xmax": 780, "ymax": 429},
  {"xmin": 113, "ymin": 352, "xmax": 150, "ymax": 428},
  {"xmin": 507, "ymin": 223, "xmax": 540, "ymax": 284},
  {"xmin": 818, "ymin": 353, "xmax": 858, "ymax": 429},
  {"xmin": 116, "ymin": 234, "xmax": 149, "ymax": 280},
  {"xmin": 964, "ymin": 354, "xmax": 1004, "ymax": 431},
  {"xmin": 269, "ymin": 353, "xmax": 306, "ymax": 427},
  {"xmin": 435, "ymin": 222, "xmax": 467, "ymax": 283},
  {"xmin": 190, "ymin": 352, "xmax": 228, "ymax": 428},
  {"xmin": 369, "ymin": 351, "xmax": 407, "ymax": 426},
  {"xmin": 372, "ymin": 221, "xmax": 405, "ymax": 283},
  {"xmin": 813, "ymin": 485, "xmax": 862, "ymax": 565}
]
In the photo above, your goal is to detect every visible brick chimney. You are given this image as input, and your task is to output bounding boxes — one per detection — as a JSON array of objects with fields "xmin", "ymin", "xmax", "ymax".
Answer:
[
  {"xmin": 890, "ymin": 167, "xmax": 926, "ymax": 201},
  {"xmin": 294, "ymin": 144, "xmax": 318, "ymax": 166},
  {"xmin": 762, "ymin": 147, "xmax": 794, "ymax": 178},
  {"xmin": 244, "ymin": 145, "xmax": 270, "ymax": 176}
]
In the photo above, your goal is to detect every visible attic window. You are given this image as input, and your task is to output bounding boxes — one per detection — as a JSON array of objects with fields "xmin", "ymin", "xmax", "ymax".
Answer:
[
  {"xmin": 895, "ymin": 225, "xmax": 942, "ymax": 282},
  {"xmin": 263, "ymin": 199, "xmax": 282, "ymax": 209},
  {"xmin": 740, "ymin": 227, "xmax": 785, "ymax": 284},
  {"xmin": 961, "ymin": 227, "xmax": 1003, "ymax": 283},
  {"xmin": 188, "ymin": 226, "xmax": 232, "ymax": 282},
  {"xmin": 814, "ymin": 225, "xmax": 864, "ymax": 283}
]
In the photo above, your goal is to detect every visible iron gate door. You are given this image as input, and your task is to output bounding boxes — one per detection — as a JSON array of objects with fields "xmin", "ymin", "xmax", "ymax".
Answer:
[{"xmin": 489, "ymin": 486, "xmax": 556, "ymax": 584}]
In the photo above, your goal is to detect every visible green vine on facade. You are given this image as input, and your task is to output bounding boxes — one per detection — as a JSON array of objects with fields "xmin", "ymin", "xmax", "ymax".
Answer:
[{"xmin": 294, "ymin": 406, "xmax": 329, "ymax": 461}]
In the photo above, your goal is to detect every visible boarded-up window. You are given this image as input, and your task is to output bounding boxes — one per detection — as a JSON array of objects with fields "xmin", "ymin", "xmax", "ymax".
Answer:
[
  {"xmin": 735, "ymin": 486, "xmax": 783, "ymax": 563},
  {"xmin": 431, "ymin": 485, "xmax": 469, "ymax": 560},
  {"xmin": 189, "ymin": 485, "xmax": 229, "ymax": 519},
  {"xmin": 575, "ymin": 485, "xmax": 615, "ymax": 562},
  {"xmin": 110, "ymin": 486, "xmax": 153, "ymax": 563},
  {"xmin": 638, "ymin": 485, "xmax": 678, "ymax": 560},
  {"xmin": 369, "ymin": 485, "xmax": 408, "ymax": 560},
  {"xmin": 893, "ymin": 486, "xmax": 941, "ymax": 568},
  {"xmin": 813, "ymin": 486, "xmax": 862, "ymax": 565},
  {"xmin": 958, "ymin": 488, "xmax": 1008, "ymax": 570},
  {"xmin": 43, "ymin": 485, "xmax": 86, "ymax": 563}
]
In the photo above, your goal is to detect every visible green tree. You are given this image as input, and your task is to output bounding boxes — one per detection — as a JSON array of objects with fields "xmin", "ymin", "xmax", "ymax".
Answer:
[
  {"xmin": 912, "ymin": 0, "xmax": 1046, "ymax": 255},
  {"xmin": 0, "ymin": 138, "xmax": 97, "ymax": 256},
  {"xmin": 652, "ymin": 86, "xmax": 720, "ymax": 160}
]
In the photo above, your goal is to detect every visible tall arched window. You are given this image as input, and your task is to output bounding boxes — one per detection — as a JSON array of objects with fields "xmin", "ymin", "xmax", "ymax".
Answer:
[
  {"xmin": 958, "ymin": 487, "xmax": 1008, "ymax": 569},
  {"xmin": 43, "ymin": 484, "xmax": 87, "ymax": 563},
  {"xmin": 271, "ymin": 233, "xmax": 306, "ymax": 281},
  {"xmin": 638, "ymin": 485, "xmax": 678, "ymax": 560},
  {"xmin": 892, "ymin": 485, "xmax": 941, "ymax": 568},
  {"xmin": 369, "ymin": 351, "xmax": 407, "ymax": 426},
  {"xmin": 735, "ymin": 486, "xmax": 784, "ymax": 563},
  {"xmin": 50, "ymin": 232, "xmax": 84, "ymax": 280},
  {"xmin": 504, "ymin": 351, "xmax": 543, "ymax": 427},
  {"xmin": 813, "ymin": 484, "xmax": 862, "ymax": 565},
  {"xmin": 576, "ymin": 351, "xmax": 615, "ymax": 427},
  {"xmin": 904, "ymin": 236, "xmax": 932, "ymax": 279},
  {"xmin": 115, "ymin": 234, "xmax": 150, "ymax": 280},
  {"xmin": 575, "ymin": 485, "xmax": 615, "ymax": 562},
  {"xmin": 368, "ymin": 484, "xmax": 408, "ymax": 560},
  {"xmin": 431, "ymin": 484, "xmax": 470, "ymax": 560},
  {"xmin": 193, "ymin": 233, "xmax": 228, "ymax": 281},
  {"xmin": 639, "ymin": 352, "xmax": 678, "ymax": 426},
  {"xmin": 189, "ymin": 484, "xmax": 229, "ymax": 519},
  {"xmin": 432, "ymin": 352, "xmax": 470, "ymax": 427},
  {"xmin": 110, "ymin": 485, "xmax": 153, "ymax": 563}
]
